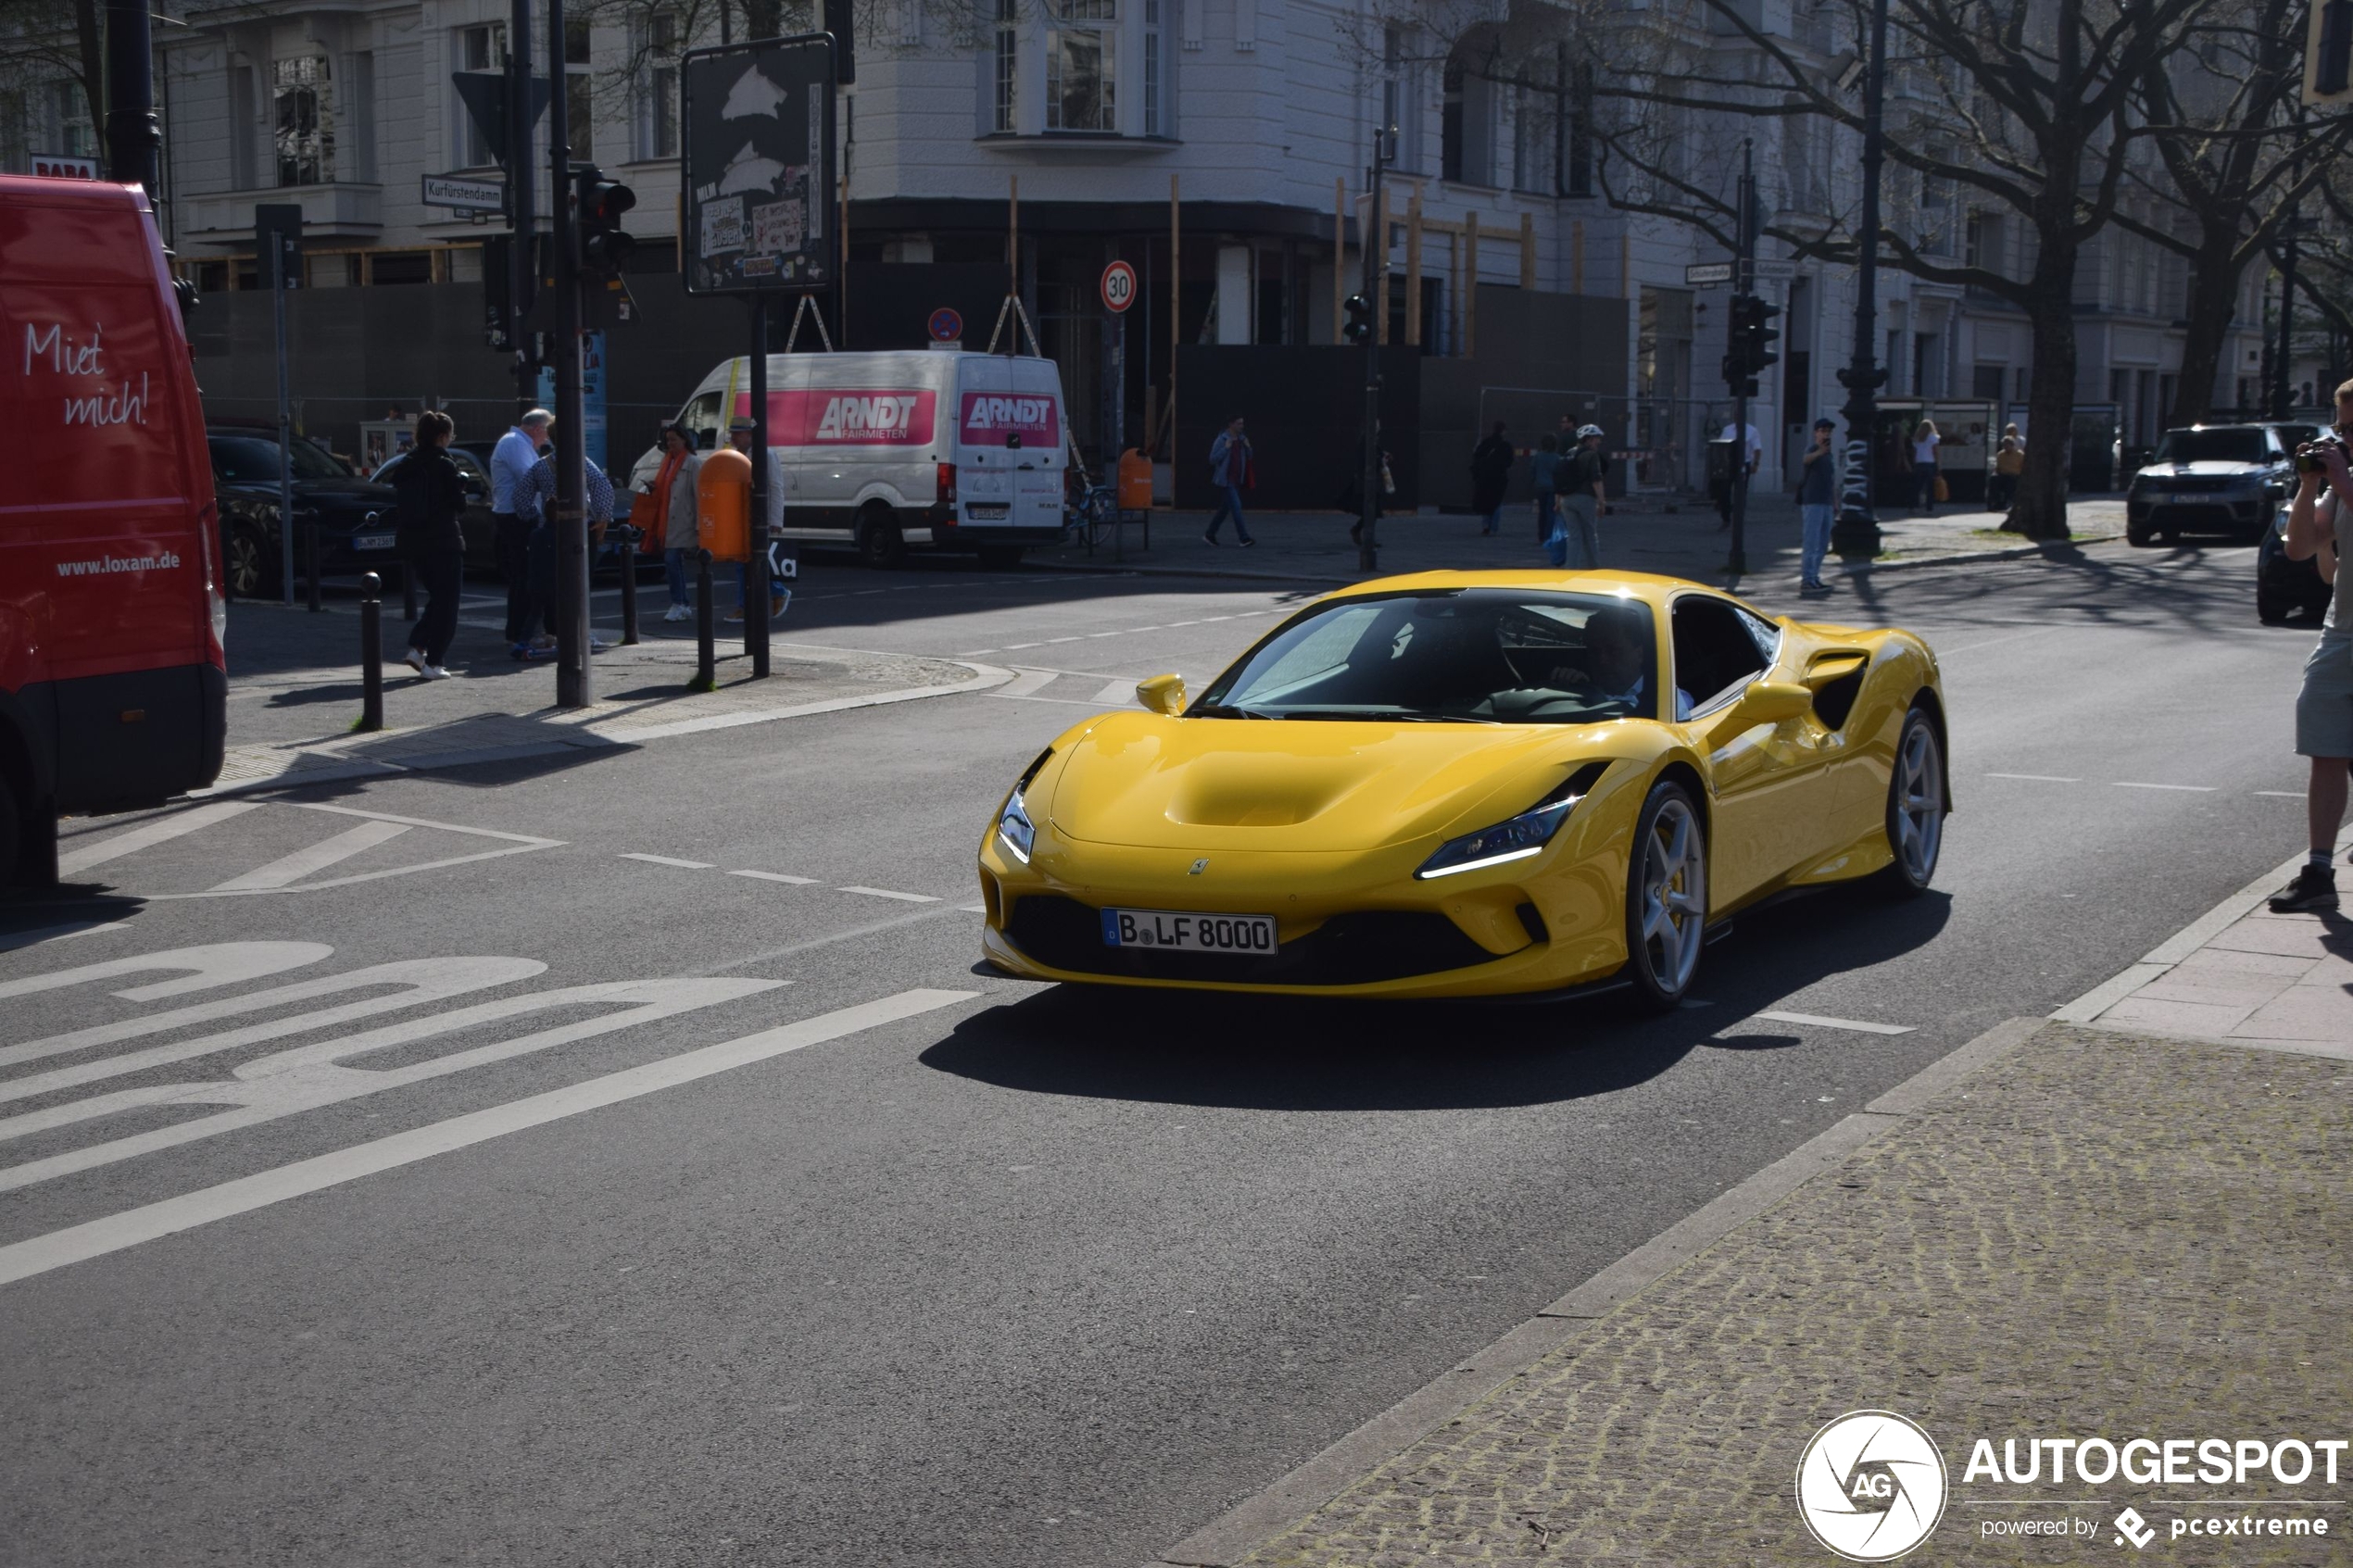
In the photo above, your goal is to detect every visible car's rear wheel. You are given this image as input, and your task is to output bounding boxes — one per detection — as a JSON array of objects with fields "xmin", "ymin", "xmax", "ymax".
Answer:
[
  {"xmin": 223, "ymin": 524, "xmax": 275, "ymax": 598},
  {"xmin": 856, "ymin": 507, "xmax": 906, "ymax": 570},
  {"xmin": 1878, "ymin": 707, "xmax": 1945, "ymax": 898},
  {"xmin": 1624, "ymin": 781, "xmax": 1707, "ymax": 1011}
]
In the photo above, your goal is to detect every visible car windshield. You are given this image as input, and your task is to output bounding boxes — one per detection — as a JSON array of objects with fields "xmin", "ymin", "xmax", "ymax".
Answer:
[
  {"xmin": 210, "ymin": 435, "xmax": 352, "ymax": 483},
  {"xmin": 2153, "ymin": 429, "xmax": 2269, "ymax": 465},
  {"xmin": 1191, "ymin": 589, "xmax": 1660, "ymax": 724}
]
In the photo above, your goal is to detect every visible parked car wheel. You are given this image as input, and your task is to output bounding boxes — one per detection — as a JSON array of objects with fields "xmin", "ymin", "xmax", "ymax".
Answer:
[
  {"xmin": 1622, "ymin": 780, "xmax": 1707, "ymax": 1012},
  {"xmin": 2126, "ymin": 524, "xmax": 2154, "ymax": 547},
  {"xmin": 223, "ymin": 523, "xmax": 276, "ymax": 598},
  {"xmin": 856, "ymin": 508, "xmax": 906, "ymax": 571},
  {"xmin": 2258, "ymin": 588, "xmax": 2295, "ymax": 625}
]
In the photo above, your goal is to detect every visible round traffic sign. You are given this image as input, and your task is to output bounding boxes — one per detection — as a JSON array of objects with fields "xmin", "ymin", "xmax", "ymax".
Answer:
[
  {"xmin": 928, "ymin": 307, "xmax": 963, "ymax": 342},
  {"xmin": 1101, "ymin": 260, "xmax": 1137, "ymax": 314}
]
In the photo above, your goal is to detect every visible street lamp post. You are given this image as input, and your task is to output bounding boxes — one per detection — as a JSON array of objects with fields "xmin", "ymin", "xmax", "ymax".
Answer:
[
  {"xmin": 1356, "ymin": 123, "xmax": 1396, "ymax": 573},
  {"xmin": 1831, "ymin": 0, "xmax": 1890, "ymax": 560}
]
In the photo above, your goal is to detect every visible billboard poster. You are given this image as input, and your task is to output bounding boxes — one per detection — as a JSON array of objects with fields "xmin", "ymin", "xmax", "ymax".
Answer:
[
  {"xmin": 681, "ymin": 34, "xmax": 837, "ymax": 294},
  {"xmin": 537, "ymin": 330, "xmax": 608, "ymax": 469}
]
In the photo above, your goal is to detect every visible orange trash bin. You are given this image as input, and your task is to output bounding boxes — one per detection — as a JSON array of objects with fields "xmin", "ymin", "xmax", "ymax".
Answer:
[
  {"xmin": 1116, "ymin": 448, "xmax": 1153, "ymax": 510},
  {"xmin": 697, "ymin": 445, "xmax": 751, "ymax": 562}
]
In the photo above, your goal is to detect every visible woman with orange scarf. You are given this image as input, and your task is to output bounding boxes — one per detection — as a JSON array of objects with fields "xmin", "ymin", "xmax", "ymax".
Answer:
[{"xmin": 648, "ymin": 424, "xmax": 701, "ymax": 621}]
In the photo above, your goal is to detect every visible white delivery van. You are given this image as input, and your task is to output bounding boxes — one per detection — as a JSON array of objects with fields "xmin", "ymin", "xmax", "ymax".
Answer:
[{"xmin": 637, "ymin": 348, "xmax": 1069, "ymax": 569}]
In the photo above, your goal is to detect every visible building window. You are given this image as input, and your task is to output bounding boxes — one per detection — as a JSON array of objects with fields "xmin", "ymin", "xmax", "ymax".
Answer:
[
  {"xmin": 273, "ymin": 56, "xmax": 333, "ymax": 186},
  {"xmin": 1143, "ymin": 0, "xmax": 1162, "ymax": 134},
  {"xmin": 993, "ymin": 0, "xmax": 1018, "ymax": 132},
  {"xmin": 48, "ymin": 79, "xmax": 95, "ymax": 159},
  {"xmin": 1046, "ymin": 0, "xmax": 1116, "ymax": 132},
  {"xmin": 458, "ymin": 24, "xmax": 507, "ymax": 168},
  {"xmin": 635, "ymin": 13, "xmax": 680, "ymax": 160}
]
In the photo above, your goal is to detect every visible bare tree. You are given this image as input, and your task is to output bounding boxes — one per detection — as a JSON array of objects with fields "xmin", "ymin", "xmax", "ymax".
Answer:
[{"xmin": 0, "ymin": 0, "xmax": 104, "ymax": 157}]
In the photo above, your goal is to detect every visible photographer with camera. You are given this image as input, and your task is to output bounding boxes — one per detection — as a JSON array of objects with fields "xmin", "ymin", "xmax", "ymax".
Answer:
[{"xmin": 2269, "ymin": 379, "xmax": 2353, "ymax": 913}]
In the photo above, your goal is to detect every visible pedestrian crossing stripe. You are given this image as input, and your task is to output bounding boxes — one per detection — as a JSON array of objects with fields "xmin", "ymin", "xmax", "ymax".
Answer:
[{"xmin": 53, "ymin": 801, "xmax": 562, "ymax": 900}]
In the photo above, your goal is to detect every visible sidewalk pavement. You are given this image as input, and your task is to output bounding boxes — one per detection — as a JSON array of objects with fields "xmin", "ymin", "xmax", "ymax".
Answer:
[
  {"xmin": 1155, "ymin": 841, "xmax": 2352, "ymax": 1568},
  {"xmin": 207, "ymin": 596, "xmax": 995, "ymax": 795},
  {"xmin": 1032, "ymin": 496, "xmax": 2128, "ymax": 590}
]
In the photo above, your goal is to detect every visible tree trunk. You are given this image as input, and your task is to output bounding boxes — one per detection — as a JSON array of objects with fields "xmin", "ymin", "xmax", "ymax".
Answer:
[
  {"xmin": 2169, "ymin": 239, "xmax": 2243, "ymax": 427},
  {"xmin": 2005, "ymin": 291, "xmax": 2079, "ymax": 539}
]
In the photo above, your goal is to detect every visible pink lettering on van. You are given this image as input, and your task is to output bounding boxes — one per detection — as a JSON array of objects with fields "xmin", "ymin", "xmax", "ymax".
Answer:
[
  {"xmin": 735, "ymin": 389, "xmax": 937, "ymax": 445},
  {"xmin": 958, "ymin": 391, "xmax": 1059, "ymax": 447}
]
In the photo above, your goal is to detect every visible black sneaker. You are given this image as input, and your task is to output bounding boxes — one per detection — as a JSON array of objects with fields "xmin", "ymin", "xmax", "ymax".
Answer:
[{"xmin": 2268, "ymin": 863, "xmax": 2339, "ymax": 913}]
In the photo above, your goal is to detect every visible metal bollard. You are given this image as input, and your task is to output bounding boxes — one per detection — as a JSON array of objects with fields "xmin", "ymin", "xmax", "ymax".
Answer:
[
  {"xmin": 691, "ymin": 549, "xmax": 716, "ymax": 692},
  {"xmin": 616, "ymin": 524, "xmax": 640, "ymax": 646},
  {"xmin": 304, "ymin": 520, "xmax": 322, "ymax": 612},
  {"xmin": 358, "ymin": 571, "xmax": 384, "ymax": 733}
]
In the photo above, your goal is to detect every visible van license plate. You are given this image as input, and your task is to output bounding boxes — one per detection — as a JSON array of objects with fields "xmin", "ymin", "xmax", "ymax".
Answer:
[
  {"xmin": 352, "ymin": 533, "xmax": 396, "ymax": 550},
  {"xmin": 1100, "ymin": 908, "xmax": 1277, "ymax": 954},
  {"xmin": 966, "ymin": 505, "xmax": 1009, "ymax": 521}
]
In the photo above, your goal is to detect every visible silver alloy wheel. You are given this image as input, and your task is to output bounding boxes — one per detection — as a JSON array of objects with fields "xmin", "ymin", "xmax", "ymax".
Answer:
[
  {"xmin": 1639, "ymin": 797, "xmax": 1706, "ymax": 994},
  {"xmin": 1893, "ymin": 719, "xmax": 1944, "ymax": 884}
]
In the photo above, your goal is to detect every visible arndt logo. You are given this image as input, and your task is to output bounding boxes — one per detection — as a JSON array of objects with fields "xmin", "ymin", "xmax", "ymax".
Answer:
[
  {"xmin": 739, "ymin": 390, "xmax": 936, "ymax": 445},
  {"xmin": 959, "ymin": 391, "xmax": 1059, "ymax": 447},
  {"xmin": 1796, "ymin": 1411, "xmax": 1949, "ymax": 1562}
]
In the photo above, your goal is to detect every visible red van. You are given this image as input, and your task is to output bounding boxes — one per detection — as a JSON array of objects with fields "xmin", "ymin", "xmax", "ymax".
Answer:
[{"xmin": 0, "ymin": 175, "xmax": 226, "ymax": 884}]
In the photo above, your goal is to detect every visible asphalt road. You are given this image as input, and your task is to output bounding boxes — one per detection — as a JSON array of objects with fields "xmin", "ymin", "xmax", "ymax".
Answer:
[{"xmin": 0, "ymin": 539, "xmax": 2325, "ymax": 1568}]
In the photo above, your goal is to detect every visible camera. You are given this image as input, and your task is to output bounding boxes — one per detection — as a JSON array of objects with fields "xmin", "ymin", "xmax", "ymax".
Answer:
[{"xmin": 2295, "ymin": 433, "xmax": 2345, "ymax": 473}]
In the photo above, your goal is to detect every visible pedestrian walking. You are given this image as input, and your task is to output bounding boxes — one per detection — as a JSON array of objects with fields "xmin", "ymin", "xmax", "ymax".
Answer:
[
  {"xmin": 1346, "ymin": 422, "xmax": 1393, "ymax": 546},
  {"xmin": 515, "ymin": 445, "xmax": 620, "ymax": 656},
  {"xmin": 1797, "ymin": 417, "xmax": 1838, "ymax": 593},
  {"xmin": 1472, "ymin": 421, "xmax": 1515, "ymax": 535},
  {"xmin": 723, "ymin": 417, "xmax": 791, "ymax": 622},
  {"xmin": 391, "ymin": 409, "xmax": 467, "ymax": 679},
  {"xmin": 490, "ymin": 409, "xmax": 553, "ymax": 648},
  {"xmin": 1991, "ymin": 424, "xmax": 2024, "ymax": 511},
  {"xmin": 1529, "ymin": 434, "xmax": 1562, "ymax": 545},
  {"xmin": 1203, "ymin": 415, "xmax": 1255, "ymax": 546},
  {"xmin": 648, "ymin": 424, "xmax": 702, "ymax": 622},
  {"xmin": 1715, "ymin": 419, "xmax": 1761, "ymax": 529},
  {"xmin": 2268, "ymin": 380, "xmax": 2353, "ymax": 913},
  {"xmin": 1911, "ymin": 420, "xmax": 1943, "ymax": 514},
  {"xmin": 1552, "ymin": 424, "xmax": 1608, "ymax": 571}
]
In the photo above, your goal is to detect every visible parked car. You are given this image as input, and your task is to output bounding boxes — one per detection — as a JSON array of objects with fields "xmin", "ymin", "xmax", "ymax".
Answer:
[
  {"xmin": 2125, "ymin": 425, "xmax": 2292, "ymax": 546},
  {"xmin": 2256, "ymin": 504, "xmax": 2335, "ymax": 624},
  {"xmin": 209, "ymin": 430, "xmax": 404, "ymax": 597}
]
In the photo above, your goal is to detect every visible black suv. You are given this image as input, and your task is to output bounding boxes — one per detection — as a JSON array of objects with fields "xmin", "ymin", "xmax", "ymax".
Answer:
[
  {"xmin": 208, "ymin": 430, "xmax": 402, "ymax": 598},
  {"xmin": 2125, "ymin": 425, "xmax": 2292, "ymax": 546}
]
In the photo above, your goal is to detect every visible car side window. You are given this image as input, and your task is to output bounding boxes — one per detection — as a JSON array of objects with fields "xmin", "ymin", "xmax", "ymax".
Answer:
[{"xmin": 1671, "ymin": 596, "xmax": 1774, "ymax": 714}]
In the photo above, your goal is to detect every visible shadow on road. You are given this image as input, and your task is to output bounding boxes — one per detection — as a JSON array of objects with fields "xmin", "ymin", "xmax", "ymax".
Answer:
[{"xmin": 922, "ymin": 883, "xmax": 1952, "ymax": 1110}]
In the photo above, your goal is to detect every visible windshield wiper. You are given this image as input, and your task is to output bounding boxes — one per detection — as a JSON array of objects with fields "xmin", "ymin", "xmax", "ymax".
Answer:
[{"xmin": 1186, "ymin": 702, "xmax": 1272, "ymax": 719}]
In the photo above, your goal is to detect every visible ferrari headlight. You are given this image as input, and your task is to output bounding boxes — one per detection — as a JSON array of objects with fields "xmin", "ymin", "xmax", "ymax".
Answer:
[
  {"xmin": 998, "ymin": 787, "xmax": 1037, "ymax": 864},
  {"xmin": 1416, "ymin": 761, "xmax": 1612, "ymax": 880}
]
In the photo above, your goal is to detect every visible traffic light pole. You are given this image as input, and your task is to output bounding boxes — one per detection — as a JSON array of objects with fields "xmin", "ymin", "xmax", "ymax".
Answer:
[
  {"xmin": 748, "ymin": 294, "xmax": 772, "ymax": 678},
  {"xmin": 1356, "ymin": 127, "xmax": 1392, "ymax": 574},
  {"xmin": 508, "ymin": 0, "xmax": 536, "ymax": 414},
  {"xmin": 1831, "ymin": 0, "xmax": 1889, "ymax": 559},
  {"xmin": 547, "ymin": 0, "xmax": 592, "ymax": 709},
  {"xmin": 1727, "ymin": 143, "xmax": 1755, "ymax": 583}
]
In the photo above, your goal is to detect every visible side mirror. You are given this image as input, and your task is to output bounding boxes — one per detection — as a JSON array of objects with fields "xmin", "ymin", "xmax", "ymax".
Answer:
[
  {"xmin": 1135, "ymin": 673, "xmax": 1188, "ymax": 715},
  {"xmin": 1738, "ymin": 680, "xmax": 1816, "ymax": 725}
]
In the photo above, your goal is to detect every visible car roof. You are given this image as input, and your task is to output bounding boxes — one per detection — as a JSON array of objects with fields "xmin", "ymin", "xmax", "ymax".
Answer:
[{"xmin": 1317, "ymin": 569, "xmax": 1749, "ymax": 609}]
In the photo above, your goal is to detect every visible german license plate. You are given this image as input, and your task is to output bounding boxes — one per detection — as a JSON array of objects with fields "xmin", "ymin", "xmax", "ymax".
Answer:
[
  {"xmin": 966, "ymin": 504, "xmax": 1009, "ymax": 521},
  {"xmin": 1101, "ymin": 907, "xmax": 1277, "ymax": 954},
  {"xmin": 352, "ymin": 533, "xmax": 396, "ymax": 550}
]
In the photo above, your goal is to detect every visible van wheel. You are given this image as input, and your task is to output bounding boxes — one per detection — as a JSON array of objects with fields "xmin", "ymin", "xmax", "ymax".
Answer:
[
  {"xmin": 856, "ymin": 509, "xmax": 906, "ymax": 571},
  {"xmin": 224, "ymin": 524, "xmax": 275, "ymax": 598},
  {"xmin": 976, "ymin": 545, "xmax": 1025, "ymax": 571}
]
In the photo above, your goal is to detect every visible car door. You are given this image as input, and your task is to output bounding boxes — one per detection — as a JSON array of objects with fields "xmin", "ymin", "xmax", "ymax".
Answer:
[{"xmin": 1671, "ymin": 594, "xmax": 1843, "ymax": 907}]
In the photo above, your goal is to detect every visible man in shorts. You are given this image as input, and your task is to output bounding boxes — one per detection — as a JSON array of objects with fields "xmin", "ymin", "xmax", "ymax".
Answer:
[{"xmin": 2268, "ymin": 377, "xmax": 2353, "ymax": 912}]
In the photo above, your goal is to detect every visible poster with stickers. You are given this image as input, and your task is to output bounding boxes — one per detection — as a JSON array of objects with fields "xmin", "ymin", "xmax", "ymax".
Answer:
[{"xmin": 680, "ymin": 33, "xmax": 837, "ymax": 295}]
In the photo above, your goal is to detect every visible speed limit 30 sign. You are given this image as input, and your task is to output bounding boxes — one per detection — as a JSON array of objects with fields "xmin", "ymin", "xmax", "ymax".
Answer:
[{"xmin": 1101, "ymin": 259, "xmax": 1137, "ymax": 314}]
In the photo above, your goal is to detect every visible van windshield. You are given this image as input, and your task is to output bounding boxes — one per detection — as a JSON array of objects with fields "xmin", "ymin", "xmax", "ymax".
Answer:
[{"xmin": 208, "ymin": 435, "xmax": 352, "ymax": 483}]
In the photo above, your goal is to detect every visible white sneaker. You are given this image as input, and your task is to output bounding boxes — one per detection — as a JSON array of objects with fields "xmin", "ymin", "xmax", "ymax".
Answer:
[
  {"xmin": 420, "ymin": 663, "xmax": 451, "ymax": 681},
  {"xmin": 588, "ymin": 636, "xmax": 614, "ymax": 653},
  {"xmin": 403, "ymin": 647, "xmax": 425, "ymax": 672},
  {"xmin": 663, "ymin": 603, "xmax": 692, "ymax": 622}
]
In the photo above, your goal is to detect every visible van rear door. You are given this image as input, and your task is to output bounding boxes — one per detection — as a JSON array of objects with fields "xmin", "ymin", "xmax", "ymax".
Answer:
[{"xmin": 953, "ymin": 357, "xmax": 1063, "ymax": 533}]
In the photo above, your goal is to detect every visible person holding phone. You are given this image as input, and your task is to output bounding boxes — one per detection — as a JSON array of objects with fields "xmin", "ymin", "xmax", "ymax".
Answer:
[
  {"xmin": 1797, "ymin": 417, "xmax": 1838, "ymax": 593},
  {"xmin": 2271, "ymin": 378, "xmax": 2353, "ymax": 913}
]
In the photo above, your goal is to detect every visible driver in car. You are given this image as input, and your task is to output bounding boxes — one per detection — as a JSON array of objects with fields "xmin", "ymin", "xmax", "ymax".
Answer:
[{"xmin": 1553, "ymin": 605, "xmax": 1694, "ymax": 721}]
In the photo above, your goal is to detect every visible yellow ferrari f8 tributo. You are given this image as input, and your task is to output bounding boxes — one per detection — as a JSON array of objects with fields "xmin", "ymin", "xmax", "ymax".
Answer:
[{"xmin": 976, "ymin": 571, "xmax": 1947, "ymax": 1007}]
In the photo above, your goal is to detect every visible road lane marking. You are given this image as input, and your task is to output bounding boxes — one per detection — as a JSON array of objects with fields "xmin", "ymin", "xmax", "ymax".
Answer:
[
  {"xmin": 293, "ymin": 802, "xmax": 561, "ymax": 845},
  {"xmin": 2112, "ymin": 782, "xmax": 2217, "ymax": 792},
  {"xmin": 998, "ymin": 669, "xmax": 1057, "ymax": 699},
  {"xmin": 1003, "ymin": 642, "xmax": 1043, "ymax": 650},
  {"xmin": 0, "ymin": 978, "xmax": 785, "ymax": 1193},
  {"xmin": 837, "ymin": 886, "xmax": 940, "ymax": 903},
  {"xmin": 0, "ymin": 942, "xmax": 331, "ymax": 1004},
  {"xmin": 57, "ymin": 801, "xmax": 259, "ymax": 877},
  {"xmin": 2255, "ymin": 791, "xmax": 2306, "ymax": 797},
  {"xmin": 208, "ymin": 820, "xmax": 411, "ymax": 892},
  {"xmin": 730, "ymin": 870, "xmax": 818, "ymax": 884},
  {"xmin": 619, "ymin": 853, "xmax": 714, "ymax": 869},
  {"xmin": 0, "ymin": 988, "xmax": 975, "ymax": 1286},
  {"xmin": 0, "ymin": 920, "xmax": 128, "ymax": 954},
  {"xmin": 1751, "ymin": 1010, "xmax": 1917, "ymax": 1036},
  {"xmin": 1985, "ymin": 772, "xmax": 2080, "ymax": 784},
  {"xmin": 1092, "ymin": 679, "xmax": 1139, "ymax": 706},
  {"xmin": 958, "ymin": 904, "xmax": 988, "ymax": 913}
]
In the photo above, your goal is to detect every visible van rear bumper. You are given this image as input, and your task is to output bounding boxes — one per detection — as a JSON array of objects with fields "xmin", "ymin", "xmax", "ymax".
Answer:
[
  {"xmin": 31, "ymin": 660, "xmax": 227, "ymax": 813},
  {"xmin": 929, "ymin": 522, "xmax": 1065, "ymax": 549}
]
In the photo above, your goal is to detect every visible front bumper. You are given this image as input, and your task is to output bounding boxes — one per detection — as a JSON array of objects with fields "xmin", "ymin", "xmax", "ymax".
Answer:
[
  {"xmin": 975, "ymin": 833, "xmax": 1630, "ymax": 999},
  {"xmin": 2127, "ymin": 492, "xmax": 2269, "ymax": 533}
]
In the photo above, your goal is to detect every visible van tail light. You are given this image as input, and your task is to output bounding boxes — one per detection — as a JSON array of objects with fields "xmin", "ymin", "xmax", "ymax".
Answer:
[
  {"xmin": 937, "ymin": 462, "xmax": 956, "ymax": 506},
  {"xmin": 196, "ymin": 500, "xmax": 227, "ymax": 666}
]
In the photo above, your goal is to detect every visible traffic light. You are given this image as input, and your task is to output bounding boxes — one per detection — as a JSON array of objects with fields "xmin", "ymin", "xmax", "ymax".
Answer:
[
  {"xmin": 2316, "ymin": 0, "xmax": 2353, "ymax": 96},
  {"xmin": 1721, "ymin": 351, "xmax": 1756, "ymax": 399},
  {"xmin": 1730, "ymin": 293, "xmax": 1781, "ymax": 378},
  {"xmin": 575, "ymin": 168, "xmax": 637, "ymax": 277},
  {"xmin": 1342, "ymin": 294, "xmax": 1372, "ymax": 344}
]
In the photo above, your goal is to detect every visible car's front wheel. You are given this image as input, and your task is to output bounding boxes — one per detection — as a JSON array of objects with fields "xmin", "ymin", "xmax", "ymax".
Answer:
[
  {"xmin": 1879, "ymin": 706, "xmax": 1945, "ymax": 897},
  {"xmin": 1624, "ymin": 780, "xmax": 1707, "ymax": 1011}
]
